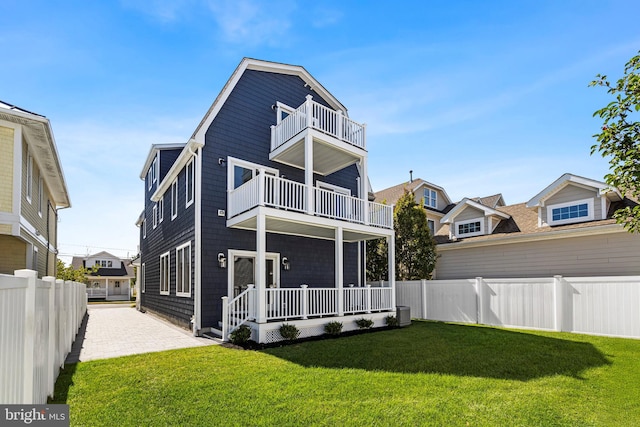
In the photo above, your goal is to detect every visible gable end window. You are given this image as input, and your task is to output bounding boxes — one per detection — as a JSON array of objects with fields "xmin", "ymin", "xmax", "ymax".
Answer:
[
  {"xmin": 454, "ymin": 217, "xmax": 485, "ymax": 238},
  {"xmin": 424, "ymin": 188, "xmax": 437, "ymax": 209},
  {"xmin": 160, "ymin": 252, "xmax": 170, "ymax": 295},
  {"xmin": 547, "ymin": 198, "xmax": 594, "ymax": 226},
  {"xmin": 186, "ymin": 159, "xmax": 194, "ymax": 208}
]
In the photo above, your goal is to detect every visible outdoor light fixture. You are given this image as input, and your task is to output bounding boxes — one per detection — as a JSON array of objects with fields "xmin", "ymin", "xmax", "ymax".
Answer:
[
  {"xmin": 218, "ymin": 157, "xmax": 226, "ymax": 166},
  {"xmin": 282, "ymin": 257, "xmax": 290, "ymax": 271},
  {"xmin": 218, "ymin": 253, "xmax": 227, "ymax": 269}
]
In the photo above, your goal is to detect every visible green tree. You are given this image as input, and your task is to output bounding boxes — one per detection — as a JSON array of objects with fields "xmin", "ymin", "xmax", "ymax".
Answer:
[
  {"xmin": 590, "ymin": 50, "xmax": 640, "ymax": 232},
  {"xmin": 394, "ymin": 189, "xmax": 438, "ymax": 280},
  {"xmin": 56, "ymin": 258, "xmax": 98, "ymax": 283},
  {"xmin": 366, "ymin": 190, "xmax": 438, "ymax": 281}
]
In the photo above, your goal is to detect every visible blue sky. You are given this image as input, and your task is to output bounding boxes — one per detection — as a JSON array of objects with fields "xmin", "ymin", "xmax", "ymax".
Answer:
[{"xmin": 2, "ymin": 0, "xmax": 639, "ymax": 262}]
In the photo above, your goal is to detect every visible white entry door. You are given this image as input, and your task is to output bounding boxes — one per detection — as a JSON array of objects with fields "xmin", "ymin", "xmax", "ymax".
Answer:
[{"xmin": 229, "ymin": 250, "xmax": 279, "ymax": 297}]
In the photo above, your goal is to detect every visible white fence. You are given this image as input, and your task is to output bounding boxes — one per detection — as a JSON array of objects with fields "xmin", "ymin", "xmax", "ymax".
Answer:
[
  {"xmin": 394, "ymin": 276, "xmax": 640, "ymax": 339},
  {"xmin": 0, "ymin": 269, "xmax": 87, "ymax": 404}
]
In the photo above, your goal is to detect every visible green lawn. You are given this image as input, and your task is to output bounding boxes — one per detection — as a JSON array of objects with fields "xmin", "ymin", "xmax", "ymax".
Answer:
[{"xmin": 52, "ymin": 321, "xmax": 640, "ymax": 426}]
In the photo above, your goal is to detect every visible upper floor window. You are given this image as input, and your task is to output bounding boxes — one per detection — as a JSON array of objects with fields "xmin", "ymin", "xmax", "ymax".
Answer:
[
  {"xmin": 95, "ymin": 260, "xmax": 113, "ymax": 268},
  {"xmin": 171, "ymin": 179, "xmax": 178, "ymax": 219},
  {"xmin": 424, "ymin": 188, "xmax": 437, "ymax": 209},
  {"xmin": 142, "ymin": 218, "xmax": 147, "ymax": 239},
  {"xmin": 148, "ymin": 154, "xmax": 158, "ymax": 191},
  {"xmin": 186, "ymin": 159, "xmax": 194, "ymax": 208},
  {"xmin": 455, "ymin": 218, "xmax": 484, "ymax": 238},
  {"xmin": 227, "ymin": 157, "xmax": 278, "ymax": 192},
  {"xmin": 427, "ymin": 219, "xmax": 435, "ymax": 235},
  {"xmin": 152, "ymin": 204, "xmax": 158, "ymax": 228},
  {"xmin": 26, "ymin": 151, "xmax": 33, "ymax": 202},
  {"xmin": 176, "ymin": 242, "xmax": 191, "ymax": 297},
  {"xmin": 547, "ymin": 198, "xmax": 594, "ymax": 226},
  {"xmin": 38, "ymin": 176, "xmax": 43, "ymax": 217},
  {"xmin": 158, "ymin": 197, "xmax": 164, "ymax": 223}
]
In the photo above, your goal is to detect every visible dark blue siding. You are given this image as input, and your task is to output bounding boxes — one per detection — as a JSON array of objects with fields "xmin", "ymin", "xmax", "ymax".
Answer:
[{"xmin": 199, "ymin": 69, "xmax": 361, "ymax": 327}]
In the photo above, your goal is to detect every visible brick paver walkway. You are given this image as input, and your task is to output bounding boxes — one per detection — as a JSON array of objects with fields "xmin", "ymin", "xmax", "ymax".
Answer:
[{"xmin": 66, "ymin": 303, "xmax": 216, "ymax": 363}]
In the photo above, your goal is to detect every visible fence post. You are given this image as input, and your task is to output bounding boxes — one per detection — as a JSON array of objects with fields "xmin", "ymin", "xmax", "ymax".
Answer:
[
  {"xmin": 475, "ymin": 277, "xmax": 484, "ymax": 325},
  {"xmin": 553, "ymin": 275, "xmax": 564, "ymax": 332},
  {"xmin": 15, "ymin": 269, "xmax": 37, "ymax": 404},
  {"xmin": 421, "ymin": 279, "xmax": 428, "ymax": 320},
  {"xmin": 301, "ymin": 285, "xmax": 308, "ymax": 319},
  {"xmin": 365, "ymin": 285, "xmax": 372, "ymax": 314},
  {"xmin": 43, "ymin": 276, "xmax": 56, "ymax": 398}
]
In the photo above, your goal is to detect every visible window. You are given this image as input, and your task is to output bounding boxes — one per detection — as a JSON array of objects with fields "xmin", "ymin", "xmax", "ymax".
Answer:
[
  {"xmin": 148, "ymin": 154, "xmax": 158, "ymax": 190},
  {"xmin": 186, "ymin": 159, "xmax": 194, "ymax": 208},
  {"xmin": 171, "ymin": 179, "xmax": 178, "ymax": 219},
  {"xmin": 38, "ymin": 176, "xmax": 43, "ymax": 217},
  {"xmin": 427, "ymin": 219, "xmax": 435, "ymax": 235},
  {"xmin": 547, "ymin": 198, "xmax": 594, "ymax": 226},
  {"xmin": 160, "ymin": 252, "xmax": 170, "ymax": 295},
  {"xmin": 95, "ymin": 260, "xmax": 113, "ymax": 268},
  {"xmin": 176, "ymin": 242, "xmax": 191, "ymax": 297},
  {"xmin": 423, "ymin": 188, "xmax": 437, "ymax": 209},
  {"xmin": 115, "ymin": 281, "xmax": 120, "ymax": 288},
  {"xmin": 152, "ymin": 204, "xmax": 158, "ymax": 228},
  {"xmin": 142, "ymin": 218, "xmax": 147, "ymax": 239},
  {"xmin": 276, "ymin": 102, "xmax": 295, "ymax": 124},
  {"xmin": 26, "ymin": 151, "xmax": 33, "ymax": 202},
  {"xmin": 227, "ymin": 157, "xmax": 278, "ymax": 192},
  {"xmin": 158, "ymin": 197, "xmax": 164, "ymax": 223},
  {"xmin": 455, "ymin": 218, "xmax": 484, "ymax": 237},
  {"xmin": 141, "ymin": 263, "xmax": 146, "ymax": 293}
]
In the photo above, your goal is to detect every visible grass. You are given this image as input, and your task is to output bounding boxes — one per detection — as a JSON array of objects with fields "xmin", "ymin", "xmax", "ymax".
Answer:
[{"xmin": 51, "ymin": 321, "xmax": 640, "ymax": 426}]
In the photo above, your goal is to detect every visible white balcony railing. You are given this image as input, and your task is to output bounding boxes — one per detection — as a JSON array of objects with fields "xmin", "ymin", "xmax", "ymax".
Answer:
[
  {"xmin": 228, "ymin": 174, "xmax": 393, "ymax": 229},
  {"xmin": 271, "ymin": 96, "xmax": 366, "ymax": 151}
]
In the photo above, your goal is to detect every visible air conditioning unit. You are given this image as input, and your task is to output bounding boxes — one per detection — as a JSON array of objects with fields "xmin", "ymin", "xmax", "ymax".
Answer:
[{"xmin": 396, "ymin": 306, "xmax": 411, "ymax": 327}]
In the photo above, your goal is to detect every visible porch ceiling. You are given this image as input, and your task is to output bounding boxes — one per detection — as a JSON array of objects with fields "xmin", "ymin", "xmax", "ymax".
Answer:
[
  {"xmin": 227, "ymin": 207, "xmax": 391, "ymax": 242},
  {"xmin": 270, "ymin": 132, "xmax": 362, "ymax": 176}
]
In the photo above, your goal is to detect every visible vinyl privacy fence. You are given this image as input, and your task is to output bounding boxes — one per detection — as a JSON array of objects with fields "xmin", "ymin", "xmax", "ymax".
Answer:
[
  {"xmin": 0, "ymin": 269, "xmax": 87, "ymax": 404},
  {"xmin": 394, "ymin": 276, "xmax": 640, "ymax": 339}
]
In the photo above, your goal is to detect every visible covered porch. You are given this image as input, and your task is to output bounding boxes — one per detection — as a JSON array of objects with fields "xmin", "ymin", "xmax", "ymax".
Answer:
[{"xmin": 86, "ymin": 277, "xmax": 131, "ymax": 301}]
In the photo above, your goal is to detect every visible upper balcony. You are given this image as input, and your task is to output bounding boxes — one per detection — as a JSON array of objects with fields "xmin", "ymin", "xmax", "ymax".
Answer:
[
  {"xmin": 270, "ymin": 96, "xmax": 366, "ymax": 176},
  {"xmin": 228, "ymin": 174, "xmax": 393, "ymax": 239}
]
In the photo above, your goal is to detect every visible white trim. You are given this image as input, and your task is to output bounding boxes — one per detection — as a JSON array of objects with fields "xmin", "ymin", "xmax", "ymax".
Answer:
[
  {"xmin": 159, "ymin": 251, "xmax": 170, "ymax": 295},
  {"xmin": 226, "ymin": 157, "xmax": 279, "ymax": 192},
  {"xmin": 440, "ymin": 198, "xmax": 510, "ymax": 224},
  {"xmin": 158, "ymin": 196, "xmax": 164, "ymax": 223},
  {"xmin": 37, "ymin": 176, "xmax": 43, "ymax": 217},
  {"xmin": 227, "ymin": 249, "xmax": 280, "ymax": 299},
  {"xmin": 526, "ymin": 173, "xmax": 622, "ymax": 208},
  {"xmin": 276, "ymin": 101, "xmax": 295, "ymax": 125},
  {"xmin": 423, "ymin": 187, "xmax": 437, "ymax": 209},
  {"xmin": 152, "ymin": 203, "xmax": 158, "ymax": 229},
  {"xmin": 150, "ymin": 139, "xmax": 203, "ymax": 202},
  {"xmin": 411, "ymin": 181, "xmax": 453, "ymax": 207},
  {"xmin": 170, "ymin": 178, "xmax": 178, "ymax": 220},
  {"xmin": 546, "ymin": 197, "xmax": 594, "ymax": 226},
  {"xmin": 454, "ymin": 217, "xmax": 484, "ymax": 238},
  {"xmin": 142, "ymin": 218, "xmax": 147, "ymax": 239},
  {"xmin": 26, "ymin": 150, "xmax": 33, "ymax": 203},
  {"xmin": 194, "ymin": 147, "xmax": 202, "ymax": 333},
  {"xmin": 315, "ymin": 181, "xmax": 351, "ymax": 195},
  {"xmin": 175, "ymin": 241, "xmax": 191, "ymax": 297},
  {"xmin": 141, "ymin": 263, "xmax": 146, "ymax": 293},
  {"xmin": 185, "ymin": 158, "xmax": 195, "ymax": 208},
  {"xmin": 19, "ymin": 215, "xmax": 52, "ymax": 250}
]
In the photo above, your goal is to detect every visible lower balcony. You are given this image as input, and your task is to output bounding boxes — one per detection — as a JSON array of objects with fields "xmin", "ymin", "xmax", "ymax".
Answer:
[{"xmin": 228, "ymin": 174, "xmax": 393, "ymax": 230}]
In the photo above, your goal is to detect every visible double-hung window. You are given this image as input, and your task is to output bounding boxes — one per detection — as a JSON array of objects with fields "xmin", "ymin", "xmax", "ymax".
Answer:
[
  {"xmin": 171, "ymin": 178, "xmax": 178, "ymax": 219},
  {"xmin": 186, "ymin": 159, "xmax": 194, "ymax": 208},
  {"xmin": 424, "ymin": 188, "xmax": 437, "ymax": 209},
  {"xmin": 158, "ymin": 197, "xmax": 164, "ymax": 223},
  {"xmin": 152, "ymin": 204, "xmax": 158, "ymax": 228},
  {"xmin": 176, "ymin": 242, "xmax": 191, "ymax": 297},
  {"xmin": 160, "ymin": 252, "xmax": 170, "ymax": 295}
]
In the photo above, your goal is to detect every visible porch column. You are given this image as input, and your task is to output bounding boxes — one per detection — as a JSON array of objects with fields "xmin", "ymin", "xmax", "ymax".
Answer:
[
  {"xmin": 387, "ymin": 235, "xmax": 396, "ymax": 308},
  {"xmin": 336, "ymin": 226, "xmax": 344, "ymax": 316},
  {"xmin": 360, "ymin": 157, "xmax": 369, "ymax": 225},
  {"xmin": 105, "ymin": 278, "xmax": 109, "ymax": 300},
  {"xmin": 255, "ymin": 212, "xmax": 267, "ymax": 323},
  {"xmin": 304, "ymin": 133, "xmax": 314, "ymax": 215}
]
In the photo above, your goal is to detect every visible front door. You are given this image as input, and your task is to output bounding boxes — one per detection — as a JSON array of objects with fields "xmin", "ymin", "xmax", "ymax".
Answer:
[{"xmin": 230, "ymin": 251, "xmax": 279, "ymax": 297}]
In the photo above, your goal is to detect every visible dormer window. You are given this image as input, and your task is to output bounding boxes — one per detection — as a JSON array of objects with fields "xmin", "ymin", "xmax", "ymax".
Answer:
[
  {"xmin": 424, "ymin": 188, "xmax": 437, "ymax": 209},
  {"xmin": 547, "ymin": 198, "xmax": 594, "ymax": 226},
  {"xmin": 456, "ymin": 218, "xmax": 484, "ymax": 237}
]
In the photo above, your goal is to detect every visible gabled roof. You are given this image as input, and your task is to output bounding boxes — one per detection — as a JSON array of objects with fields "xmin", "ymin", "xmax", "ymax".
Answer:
[
  {"xmin": 526, "ymin": 173, "xmax": 622, "ymax": 208},
  {"xmin": 471, "ymin": 193, "xmax": 505, "ymax": 208},
  {"xmin": 191, "ymin": 58, "xmax": 348, "ymax": 144},
  {"xmin": 374, "ymin": 178, "xmax": 453, "ymax": 208},
  {"xmin": 0, "ymin": 100, "xmax": 70, "ymax": 208},
  {"xmin": 71, "ymin": 251, "xmax": 135, "ymax": 278},
  {"xmin": 139, "ymin": 143, "xmax": 186, "ymax": 180},
  {"xmin": 440, "ymin": 198, "xmax": 511, "ymax": 224}
]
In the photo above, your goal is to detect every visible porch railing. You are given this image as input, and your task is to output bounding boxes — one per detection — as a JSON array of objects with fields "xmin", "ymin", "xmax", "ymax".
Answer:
[
  {"xmin": 228, "ymin": 174, "xmax": 393, "ymax": 229},
  {"xmin": 271, "ymin": 95, "xmax": 366, "ymax": 151},
  {"xmin": 86, "ymin": 288, "xmax": 107, "ymax": 298},
  {"xmin": 221, "ymin": 285, "xmax": 255, "ymax": 341}
]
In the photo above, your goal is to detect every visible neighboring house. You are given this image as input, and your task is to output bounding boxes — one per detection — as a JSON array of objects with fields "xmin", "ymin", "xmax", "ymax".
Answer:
[
  {"xmin": 377, "ymin": 173, "xmax": 640, "ymax": 279},
  {"xmin": 0, "ymin": 101, "xmax": 71, "ymax": 278},
  {"xmin": 374, "ymin": 177, "xmax": 455, "ymax": 236},
  {"xmin": 137, "ymin": 58, "xmax": 396, "ymax": 343},
  {"xmin": 72, "ymin": 251, "xmax": 135, "ymax": 300}
]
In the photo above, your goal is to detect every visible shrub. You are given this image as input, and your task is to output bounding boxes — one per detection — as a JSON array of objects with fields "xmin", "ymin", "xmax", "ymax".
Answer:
[
  {"xmin": 324, "ymin": 321, "xmax": 343, "ymax": 336},
  {"xmin": 385, "ymin": 315, "xmax": 398, "ymax": 327},
  {"xmin": 279, "ymin": 323, "xmax": 300, "ymax": 341},
  {"xmin": 229, "ymin": 325, "xmax": 252, "ymax": 345},
  {"xmin": 355, "ymin": 318, "xmax": 374, "ymax": 329}
]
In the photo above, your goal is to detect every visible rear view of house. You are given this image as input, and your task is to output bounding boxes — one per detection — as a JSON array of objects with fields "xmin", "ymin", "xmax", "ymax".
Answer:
[
  {"xmin": 137, "ymin": 58, "xmax": 396, "ymax": 342},
  {"xmin": 0, "ymin": 101, "xmax": 70, "ymax": 278},
  {"xmin": 72, "ymin": 251, "xmax": 134, "ymax": 300}
]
